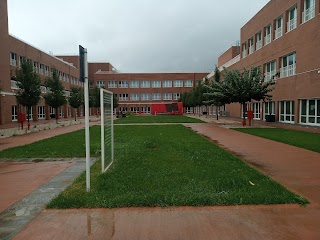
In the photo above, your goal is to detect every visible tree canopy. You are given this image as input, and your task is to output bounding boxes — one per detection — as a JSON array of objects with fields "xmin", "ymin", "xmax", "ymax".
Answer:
[{"xmin": 69, "ymin": 87, "xmax": 84, "ymax": 120}]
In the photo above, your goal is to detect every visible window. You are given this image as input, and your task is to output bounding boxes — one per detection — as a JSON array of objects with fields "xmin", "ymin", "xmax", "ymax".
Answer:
[
  {"xmin": 50, "ymin": 107, "xmax": 55, "ymax": 118},
  {"xmin": 108, "ymin": 81, "xmax": 117, "ymax": 88},
  {"xmin": 119, "ymin": 107, "xmax": 128, "ymax": 112},
  {"xmin": 174, "ymin": 93, "xmax": 180, "ymax": 100},
  {"xmin": 287, "ymin": 6, "xmax": 297, "ymax": 32},
  {"xmin": 252, "ymin": 102, "xmax": 261, "ymax": 120},
  {"xmin": 162, "ymin": 80, "xmax": 172, "ymax": 88},
  {"xmin": 303, "ymin": 0, "xmax": 315, "ymax": 23},
  {"xmin": 10, "ymin": 52, "xmax": 17, "ymax": 66},
  {"xmin": 19, "ymin": 56, "xmax": 26, "ymax": 67},
  {"xmin": 152, "ymin": 93, "xmax": 161, "ymax": 100},
  {"xmin": 186, "ymin": 107, "xmax": 194, "ymax": 113},
  {"xmin": 264, "ymin": 25, "xmax": 272, "ymax": 45},
  {"xmin": 141, "ymin": 93, "xmax": 151, "ymax": 100},
  {"xmin": 38, "ymin": 106, "xmax": 45, "ymax": 119},
  {"xmin": 119, "ymin": 80, "xmax": 128, "ymax": 88},
  {"xmin": 275, "ymin": 16, "xmax": 283, "ymax": 39},
  {"xmin": 184, "ymin": 80, "xmax": 193, "ymax": 87},
  {"xmin": 130, "ymin": 107, "xmax": 139, "ymax": 113},
  {"xmin": 174, "ymin": 80, "xmax": 183, "ymax": 87},
  {"xmin": 45, "ymin": 66, "xmax": 49, "ymax": 76},
  {"xmin": 163, "ymin": 93, "xmax": 172, "ymax": 100},
  {"xmin": 264, "ymin": 102, "xmax": 275, "ymax": 120},
  {"xmin": 33, "ymin": 62, "xmax": 38, "ymax": 73},
  {"xmin": 256, "ymin": 31, "xmax": 262, "ymax": 50},
  {"xmin": 130, "ymin": 80, "xmax": 139, "ymax": 88},
  {"xmin": 12, "ymin": 106, "xmax": 18, "ymax": 121},
  {"xmin": 248, "ymin": 37, "xmax": 254, "ymax": 55},
  {"xmin": 264, "ymin": 60, "xmax": 277, "ymax": 81},
  {"xmin": 300, "ymin": 99, "xmax": 320, "ymax": 125},
  {"xmin": 279, "ymin": 100, "xmax": 295, "ymax": 123},
  {"xmin": 152, "ymin": 80, "xmax": 161, "ymax": 88},
  {"xmin": 141, "ymin": 107, "xmax": 150, "ymax": 114},
  {"xmin": 242, "ymin": 43, "xmax": 247, "ymax": 58},
  {"xmin": 280, "ymin": 52, "xmax": 296, "ymax": 78},
  {"xmin": 130, "ymin": 93, "xmax": 139, "ymax": 101},
  {"xmin": 119, "ymin": 94, "xmax": 128, "ymax": 101},
  {"xmin": 97, "ymin": 80, "xmax": 106, "ymax": 88},
  {"xmin": 141, "ymin": 80, "xmax": 150, "ymax": 88}
]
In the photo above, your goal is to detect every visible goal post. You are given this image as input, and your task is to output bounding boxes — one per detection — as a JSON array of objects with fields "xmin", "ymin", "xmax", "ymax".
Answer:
[{"xmin": 100, "ymin": 88, "xmax": 114, "ymax": 173}]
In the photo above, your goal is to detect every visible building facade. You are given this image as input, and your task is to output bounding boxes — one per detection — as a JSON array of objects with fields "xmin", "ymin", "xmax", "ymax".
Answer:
[
  {"xmin": 213, "ymin": 0, "xmax": 320, "ymax": 127},
  {"xmin": 93, "ymin": 72, "xmax": 208, "ymax": 114}
]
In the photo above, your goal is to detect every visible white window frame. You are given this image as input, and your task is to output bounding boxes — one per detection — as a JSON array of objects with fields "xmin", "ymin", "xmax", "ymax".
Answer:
[
  {"xmin": 141, "ymin": 93, "xmax": 151, "ymax": 101},
  {"xmin": 152, "ymin": 93, "xmax": 161, "ymax": 100},
  {"xmin": 256, "ymin": 31, "xmax": 262, "ymax": 50},
  {"xmin": 287, "ymin": 6, "xmax": 297, "ymax": 32},
  {"xmin": 163, "ymin": 93, "xmax": 172, "ymax": 100},
  {"xmin": 174, "ymin": 93, "xmax": 181, "ymax": 100},
  {"xmin": 130, "ymin": 107, "xmax": 140, "ymax": 113},
  {"xmin": 248, "ymin": 38, "xmax": 254, "ymax": 55},
  {"xmin": 130, "ymin": 80, "xmax": 139, "ymax": 88},
  {"xmin": 152, "ymin": 80, "xmax": 161, "ymax": 88},
  {"xmin": 33, "ymin": 62, "xmax": 38, "ymax": 73},
  {"xmin": 275, "ymin": 16, "xmax": 283, "ymax": 39},
  {"xmin": 174, "ymin": 80, "xmax": 183, "ymax": 87},
  {"xmin": 130, "ymin": 93, "xmax": 139, "ymax": 101},
  {"xmin": 264, "ymin": 60, "xmax": 277, "ymax": 82},
  {"xmin": 118, "ymin": 80, "xmax": 128, "ymax": 88},
  {"xmin": 141, "ymin": 107, "xmax": 151, "ymax": 114},
  {"xmin": 252, "ymin": 102, "xmax": 261, "ymax": 120},
  {"xmin": 242, "ymin": 43, "xmax": 247, "ymax": 58},
  {"xmin": 141, "ymin": 80, "xmax": 150, "ymax": 88},
  {"xmin": 302, "ymin": 0, "xmax": 315, "ymax": 23},
  {"xmin": 300, "ymin": 99, "xmax": 320, "ymax": 126},
  {"xmin": 10, "ymin": 52, "xmax": 17, "ymax": 66},
  {"xmin": 184, "ymin": 80, "xmax": 193, "ymax": 87},
  {"xmin": 264, "ymin": 102, "xmax": 275, "ymax": 120},
  {"xmin": 264, "ymin": 25, "xmax": 272, "ymax": 45},
  {"xmin": 279, "ymin": 100, "xmax": 295, "ymax": 123},
  {"xmin": 108, "ymin": 80, "xmax": 117, "ymax": 88},
  {"xmin": 12, "ymin": 105, "xmax": 18, "ymax": 121},
  {"xmin": 280, "ymin": 52, "xmax": 296, "ymax": 78},
  {"xmin": 119, "ymin": 94, "xmax": 128, "ymax": 101},
  {"xmin": 186, "ymin": 107, "xmax": 193, "ymax": 114},
  {"xmin": 38, "ymin": 106, "xmax": 46, "ymax": 119},
  {"xmin": 45, "ymin": 66, "xmax": 49, "ymax": 76},
  {"xmin": 163, "ymin": 80, "xmax": 172, "ymax": 88}
]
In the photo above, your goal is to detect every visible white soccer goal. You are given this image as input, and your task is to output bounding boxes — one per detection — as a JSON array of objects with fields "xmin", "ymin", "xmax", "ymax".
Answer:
[{"xmin": 100, "ymin": 88, "xmax": 114, "ymax": 173}]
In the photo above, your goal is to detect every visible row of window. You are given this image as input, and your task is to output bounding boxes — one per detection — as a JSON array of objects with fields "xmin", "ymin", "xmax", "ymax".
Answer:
[
  {"xmin": 96, "ymin": 80, "xmax": 194, "ymax": 89},
  {"xmin": 242, "ymin": 0, "xmax": 316, "ymax": 58},
  {"xmin": 119, "ymin": 107, "xmax": 151, "ymax": 114},
  {"xmin": 249, "ymin": 99, "xmax": 320, "ymax": 126},
  {"xmin": 264, "ymin": 52, "xmax": 296, "ymax": 81},
  {"xmin": 11, "ymin": 106, "xmax": 83, "ymax": 121},
  {"xmin": 9, "ymin": 52, "xmax": 82, "ymax": 86},
  {"xmin": 117, "ymin": 93, "xmax": 181, "ymax": 101}
]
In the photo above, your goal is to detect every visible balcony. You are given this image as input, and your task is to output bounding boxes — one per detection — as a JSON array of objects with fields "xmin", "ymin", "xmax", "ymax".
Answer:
[
  {"xmin": 280, "ymin": 64, "xmax": 296, "ymax": 78},
  {"xmin": 256, "ymin": 40, "xmax": 262, "ymax": 50},
  {"xmin": 249, "ymin": 46, "xmax": 254, "ymax": 55},
  {"xmin": 302, "ymin": 5, "xmax": 315, "ymax": 23},
  {"xmin": 287, "ymin": 18, "xmax": 297, "ymax": 32},
  {"xmin": 10, "ymin": 59, "xmax": 17, "ymax": 66},
  {"xmin": 275, "ymin": 27, "xmax": 282, "ymax": 39}
]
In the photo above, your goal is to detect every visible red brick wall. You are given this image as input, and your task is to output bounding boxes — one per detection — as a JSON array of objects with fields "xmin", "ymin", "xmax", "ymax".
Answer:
[{"xmin": 218, "ymin": 46, "xmax": 240, "ymax": 67}]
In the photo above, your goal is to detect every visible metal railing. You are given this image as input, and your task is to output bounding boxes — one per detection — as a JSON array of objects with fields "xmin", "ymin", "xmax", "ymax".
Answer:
[
  {"xmin": 264, "ymin": 70, "xmax": 277, "ymax": 82},
  {"xmin": 10, "ymin": 59, "xmax": 17, "ymax": 66},
  {"xmin": 264, "ymin": 34, "xmax": 271, "ymax": 45},
  {"xmin": 275, "ymin": 27, "xmax": 282, "ymax": 39},
  {"xmin": 287, "ymin": 18, "xmax": 297, "ymax": 32},
  {"xmin": 249, "ymin": 46, "xmax": 254, "ymax": 55},
  {"xmin": 256, "ymin": 40, "xmax": 262, "ymax": 50},
  {"xmin": 280, "ymin": 64, "xmax": 296, "ymax": 78}
]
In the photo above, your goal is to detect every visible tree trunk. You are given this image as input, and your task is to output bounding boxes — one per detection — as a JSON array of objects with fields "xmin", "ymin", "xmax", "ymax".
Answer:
[
  {"xmin": 55, "ymin": 107, "xmax": 58, "ymax": 124},
  {"xmin": 198, "ymin": 105, "xmax": 201, "ymax": 117},
  {"xmin": 206, "ymin": 105, "xmax": 208, "ymax": 118},
  {"xmin": 27, "ymin": 106, "xmax": 30, "ymax": 130},
  {"xmin": 216, "ymin": 106, "xmax": 219, "ymax": 120},
  {"xmin": 242, "ymin": 103, "xmax": 247, "ymax": 126},
  {"xmin": 74, "ymin": 108, "xmax": 77, "ymax": 121}
]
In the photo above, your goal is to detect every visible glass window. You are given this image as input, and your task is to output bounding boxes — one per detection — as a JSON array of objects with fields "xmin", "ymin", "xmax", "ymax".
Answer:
[
  {"xmin": 174, "ymin": 80, "xmax": 183, "ymax": 87},
  {"xmin": 108, "ymin": 81, "xmax": 117, "ymax": 88},
  {"xmin": 163, "ymin": 80, "xmax": 172, "ymax": 88},
  {"xmin": 287, "ymin": 6, "xmax": 297, "ymax": 32},
  {"xmin": 141, "ymin": 93, "xmax": 151, "ymax": 100},
  {"xmin": 256, "ymin": 31, "xmax": 262, "ymax": 50},
  {"xmin": 152, "ymin": 93, "xmax": 161, "ymax": 100},
  {"xmin": 118, "ymin": 81, "xmax": 128, "ymax": 88},
  {"xmin": 184, "ymin": 80, "xmax": 193, "ymax": 87},
  {"xmin": 174, "ymin": 93, "xmax": 181, "ymax": 100},
  {"xmin": 152, "ymin": 80, "xmax": 161, "ymax": 88},
  {"xmin": 275, "ymin": 16, "xmax": 283, "ymax": 39},
  {"xmin": 163, "ymin": 93, "xmax": 172, "ymax": 100},
  {"xmin": 130, "ymin": 93, "xmax": 139, "ymax": 101},
  {"xmin": 130, "ymin": 81, "xmax": 139, "ymax": 88},
  {"xmin": 264, "ymin": 25, "xmax": 272, "ymax": 45}
]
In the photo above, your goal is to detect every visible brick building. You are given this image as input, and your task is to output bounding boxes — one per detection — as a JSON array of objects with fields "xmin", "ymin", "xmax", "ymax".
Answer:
[{"xmin": 210, "ymin": 0, "xmax": 320, "ymax": 127}]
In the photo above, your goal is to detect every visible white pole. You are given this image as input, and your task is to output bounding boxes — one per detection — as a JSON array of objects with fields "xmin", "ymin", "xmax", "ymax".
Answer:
[
  {"xmin": 111, "ymin": 93, "xmax": 114, "ymax": 162},
  {"xmin": 84, "ymin": 48, "xmax": 90, "ymax": 192},
  {"xmin": 100, "ymin": 88, "xmax": 105, "ymax": 173}
]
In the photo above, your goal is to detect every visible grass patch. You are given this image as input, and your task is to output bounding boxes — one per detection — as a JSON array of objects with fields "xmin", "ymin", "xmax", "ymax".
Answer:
[
  {"xmin": 233, "ymin": 128, "xmax": 320, "ymax": 153},
  {"xmin": 114, "ymin": 115, "xmax": 204, "ymax": 124},
  {"xmin": 46, "ymin": 125, "xmax": 307, "ymax": 208}
]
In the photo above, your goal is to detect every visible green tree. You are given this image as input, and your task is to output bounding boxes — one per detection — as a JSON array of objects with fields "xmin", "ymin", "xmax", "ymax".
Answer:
[
  {"xmin": 113, "ymin": 93, "xmax": 119, "ymax": 110},
  {"xmin": 210, "ymin": 66, "xmax": 275, "ymax": 124},
  {"xmin": 89, "ymin": 86, "xmax": 100, "ymax": 109},
  {"xmin": 15, "ymin": 59, "xmax": 41, "ymax": 127},
  {"xmin": 68, "ymin": 87, "xmax": 84, "ymax": 121},
  {"xmin": 44, "ymin": 69, "xmax": 67, "ymax": 123}
]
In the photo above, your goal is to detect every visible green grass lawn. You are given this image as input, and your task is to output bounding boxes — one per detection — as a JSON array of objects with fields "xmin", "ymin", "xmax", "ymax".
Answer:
[
  {"xmin": 41, "ymin": 125, "xmax": 306, "ymax": 208},
  {"xmin": 114, "ymin": 115, "xmax": 204, "ymax": 124},
  {"xmin": 233, "ymin": 128, "xmax": 320, "ymax": 153}
]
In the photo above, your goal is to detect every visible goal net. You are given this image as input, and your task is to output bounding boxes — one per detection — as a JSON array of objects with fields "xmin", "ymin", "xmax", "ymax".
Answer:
[{"xmin": 100, "ymin": 88, "xmax": 114, "ymax": 173}]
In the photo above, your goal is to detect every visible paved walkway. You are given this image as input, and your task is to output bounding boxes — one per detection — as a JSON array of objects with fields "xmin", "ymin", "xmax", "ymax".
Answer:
[{"xmin": 3, "ymin": 122, "xmax": 320, "ymax": 239}]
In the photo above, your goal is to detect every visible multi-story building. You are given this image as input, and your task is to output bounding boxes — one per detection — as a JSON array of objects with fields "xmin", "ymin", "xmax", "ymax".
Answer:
[
  {"xmin": 0, "ymin": 0, "xmax": 84, "ymax": 126},
  {"xmin": 93, "ymin": 72, "xmax": 208, "ymax": 114},
  {"xmin": 211, "ymin": 0, "xmax": 320, "ymax": 127}
]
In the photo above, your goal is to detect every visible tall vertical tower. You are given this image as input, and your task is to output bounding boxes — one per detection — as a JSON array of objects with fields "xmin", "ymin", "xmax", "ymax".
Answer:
[{"xmin": 0, "ymin": 0, "xmax": 11, "ymax": 124}]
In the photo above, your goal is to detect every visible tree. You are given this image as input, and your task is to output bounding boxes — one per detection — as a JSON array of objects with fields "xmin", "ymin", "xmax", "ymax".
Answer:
[
  {"xmin": 44, "ymin": 69, "xmax": 67, "ymax": 123},
  {"xmin": 15, "ymin": 59, "xmax": 41, "ymax": 128},
  {"xmin": 68, "ymin": 87, "xmax": 84, "ymax": 121},
  {"xmin": 89, "ymin": 86, "xmax": 100, "ymax": 109},
  {"xmin": 209, "ymin": 66, "xmax": 275, "ymax": 124},
  {"xmin": 113, "ymin": 93, "xmax": 119, "ymax": 110},
  {"xmin": 204, "ymin": 66, "xmax": 225, "ymax": 120}
]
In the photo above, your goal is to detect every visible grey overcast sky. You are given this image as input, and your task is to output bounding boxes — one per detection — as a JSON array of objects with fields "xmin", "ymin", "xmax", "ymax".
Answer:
[{"xmin": 7, "ymin": 0, "xmax": 269, "ymax": 73}]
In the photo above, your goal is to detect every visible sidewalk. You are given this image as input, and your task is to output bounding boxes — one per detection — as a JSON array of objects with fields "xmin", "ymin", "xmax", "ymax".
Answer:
[{"xmin": 10, "ymin": 122, "xmax": 320, "ymax": 239}]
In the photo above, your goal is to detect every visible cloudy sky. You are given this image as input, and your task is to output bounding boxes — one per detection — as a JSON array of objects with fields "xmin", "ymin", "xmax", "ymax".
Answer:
[{"xmin": 8, "ymin": 0, "xmax": 269, "ymax": 73}]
